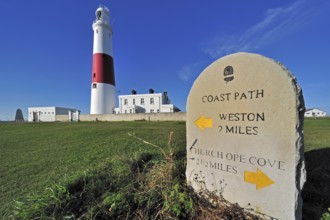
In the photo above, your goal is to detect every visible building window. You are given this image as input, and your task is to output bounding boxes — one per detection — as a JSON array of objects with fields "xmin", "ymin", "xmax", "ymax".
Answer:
[
  {"xmin": 150, "ymin": 109, "xmax": 154, "ymax": 113},
  {"xmin": 97, "ymin": 11, "xmax": 102, "ymax": 20},
  {"xmin": 133, "ymin": 99, "xmax": 135, "ymax": 105},
  {"xmin": 157, "ymin": 109, "xmax": 160, "ymax": 113},
  {"xmin": 141, "ymin": 98, "xmax": 145, "ymax": 105},
  {"xmin": 93, "ymin": 84, "xmax": 97, "ymax": 88},
  {"xmin": 130, "ymin": 109, "xmax": 132, "ymax": 113},
  {"xmin": 150, "ymin": 98, "xmax": 154, "ymax": 104},
  {"xmin": 93, "ymin": 73, "xmax": 96, "ymax": 78},
  {"xmin": 124, "ymin": 99, "xmax": 128, "ymax": 105}
]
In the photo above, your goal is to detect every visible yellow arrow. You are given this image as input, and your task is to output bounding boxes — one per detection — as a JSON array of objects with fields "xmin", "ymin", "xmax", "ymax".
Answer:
[
  {"xmin": 195, "ymin": 116, "xmax": 213, "ymax": 131},
  {"xmin": 244, "ymin": 168, "xmax": 274, "ymax": 190}
]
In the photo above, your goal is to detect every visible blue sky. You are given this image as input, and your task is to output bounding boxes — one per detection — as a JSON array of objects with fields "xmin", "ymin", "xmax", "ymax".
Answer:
[{"xmin": 0, "ymin": 0, "xmax": 329, "ymax": 120}]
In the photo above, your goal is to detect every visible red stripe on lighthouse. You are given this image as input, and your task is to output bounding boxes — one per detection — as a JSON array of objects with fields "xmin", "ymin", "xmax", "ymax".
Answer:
[{"xmin": 92, "ymin": 53, "xmax": 115, "ymax": 86}]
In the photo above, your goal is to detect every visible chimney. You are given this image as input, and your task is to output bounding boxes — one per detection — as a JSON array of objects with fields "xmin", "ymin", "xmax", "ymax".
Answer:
[{"xmin": 149, "ymin": 88, "xmax": 154, "ymax": 94}]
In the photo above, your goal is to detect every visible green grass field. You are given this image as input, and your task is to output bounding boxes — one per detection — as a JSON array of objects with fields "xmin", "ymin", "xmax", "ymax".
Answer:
[
  {"xmin": 0, "ymin": 118, "xmax": 329, "ymax": 218},
  {"xmin": 304, "ymin": 117, "xmax": 330, "ymax": 151},
  {"xmin": 0, "ymin": 121, "xmax": 185, "ymax": 217}
]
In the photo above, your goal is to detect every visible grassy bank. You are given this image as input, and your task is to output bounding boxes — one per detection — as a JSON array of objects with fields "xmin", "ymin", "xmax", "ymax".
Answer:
[
  {"xmin": 1, "ymin": 118, "xmax": 329, "ymax": 218},
  {"xmin": 0, "ymin": 121, "xmax": 186, "ymax": 217}
]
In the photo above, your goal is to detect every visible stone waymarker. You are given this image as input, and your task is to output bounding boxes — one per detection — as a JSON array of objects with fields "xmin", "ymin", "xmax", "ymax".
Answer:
[{"xmin": 186, "ymin": 52, "xmax": 305, "ymax": 219}]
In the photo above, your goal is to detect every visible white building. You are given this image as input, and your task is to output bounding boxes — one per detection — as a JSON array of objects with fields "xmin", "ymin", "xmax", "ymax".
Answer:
[
  {"xmin": 304, "ymin": 108, "xmax": 326, "ymax": 118},
  {"xmin": 114, "ymin": 90, "xmax": 180, "ymax": 114},
  {"xmin": 28, "ymin": 107, "xmax": 80, "ymax": 122}
]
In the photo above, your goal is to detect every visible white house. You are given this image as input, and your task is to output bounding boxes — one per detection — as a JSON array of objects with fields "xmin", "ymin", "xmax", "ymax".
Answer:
[
  {"xmin": 304, "ymin": 108, "xmax": 326, "ymax": 118},
  {"xmin": 114, "ymin": 90, "xmax": 180, "ymax": 114},
  {"xmin": 28, "ymin": 107, "xmax": 80, "ymax": 122}
]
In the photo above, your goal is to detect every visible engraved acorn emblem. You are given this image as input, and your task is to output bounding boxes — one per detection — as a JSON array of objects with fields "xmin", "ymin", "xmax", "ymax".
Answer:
[{"xmin": 224, "ymin": 66, "xmax": 234, "ymax": 83}]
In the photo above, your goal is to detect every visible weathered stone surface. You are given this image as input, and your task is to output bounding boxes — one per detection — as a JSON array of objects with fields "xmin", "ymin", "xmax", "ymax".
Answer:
[{"xmin": 186, "ymin": 52, "xmax": 305, "ymax": 219}]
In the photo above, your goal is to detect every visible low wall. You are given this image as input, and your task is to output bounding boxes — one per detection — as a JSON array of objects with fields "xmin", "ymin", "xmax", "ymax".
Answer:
[{"xmin": 56, "ymin": 112, "xmax": 186, "ymax": 122}]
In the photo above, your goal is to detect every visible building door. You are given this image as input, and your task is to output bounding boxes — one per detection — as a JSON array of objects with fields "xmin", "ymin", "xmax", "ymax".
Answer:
[{"xmin": 33, "ymin": 112, "xmax": 39, "ymax": 122}]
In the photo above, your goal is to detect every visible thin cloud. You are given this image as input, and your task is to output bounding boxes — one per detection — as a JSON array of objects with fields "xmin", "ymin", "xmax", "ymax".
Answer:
[
  {"xmin": 203, "ymin": 0, "xmax": 328, "ymax": 59},
  {"xmin": 178, "ymin": 61, "xmax": 206, "ymax": 82}
]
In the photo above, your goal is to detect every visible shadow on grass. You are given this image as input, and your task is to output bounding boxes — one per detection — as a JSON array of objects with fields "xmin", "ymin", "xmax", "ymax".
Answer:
[{"xmin": 302, "ymin": 147, "xmax": 330, "ymax": 220}]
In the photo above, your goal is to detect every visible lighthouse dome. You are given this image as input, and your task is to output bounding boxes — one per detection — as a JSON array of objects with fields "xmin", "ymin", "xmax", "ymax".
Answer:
[{"xmin": 94, "ymin": 5, "xmax": 110, "ymax": 24}]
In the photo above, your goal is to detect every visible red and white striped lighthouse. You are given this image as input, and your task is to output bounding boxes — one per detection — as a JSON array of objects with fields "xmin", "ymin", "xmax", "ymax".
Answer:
[{"xmin": 90, "ymin": 5, "xmax": 116, "ymax": 114}]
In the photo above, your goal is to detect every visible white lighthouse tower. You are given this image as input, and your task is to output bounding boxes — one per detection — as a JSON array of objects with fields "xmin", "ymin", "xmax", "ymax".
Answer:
[{"xmin": 90, "ymin": 5, "xmax": 116, "ymax": 114}]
